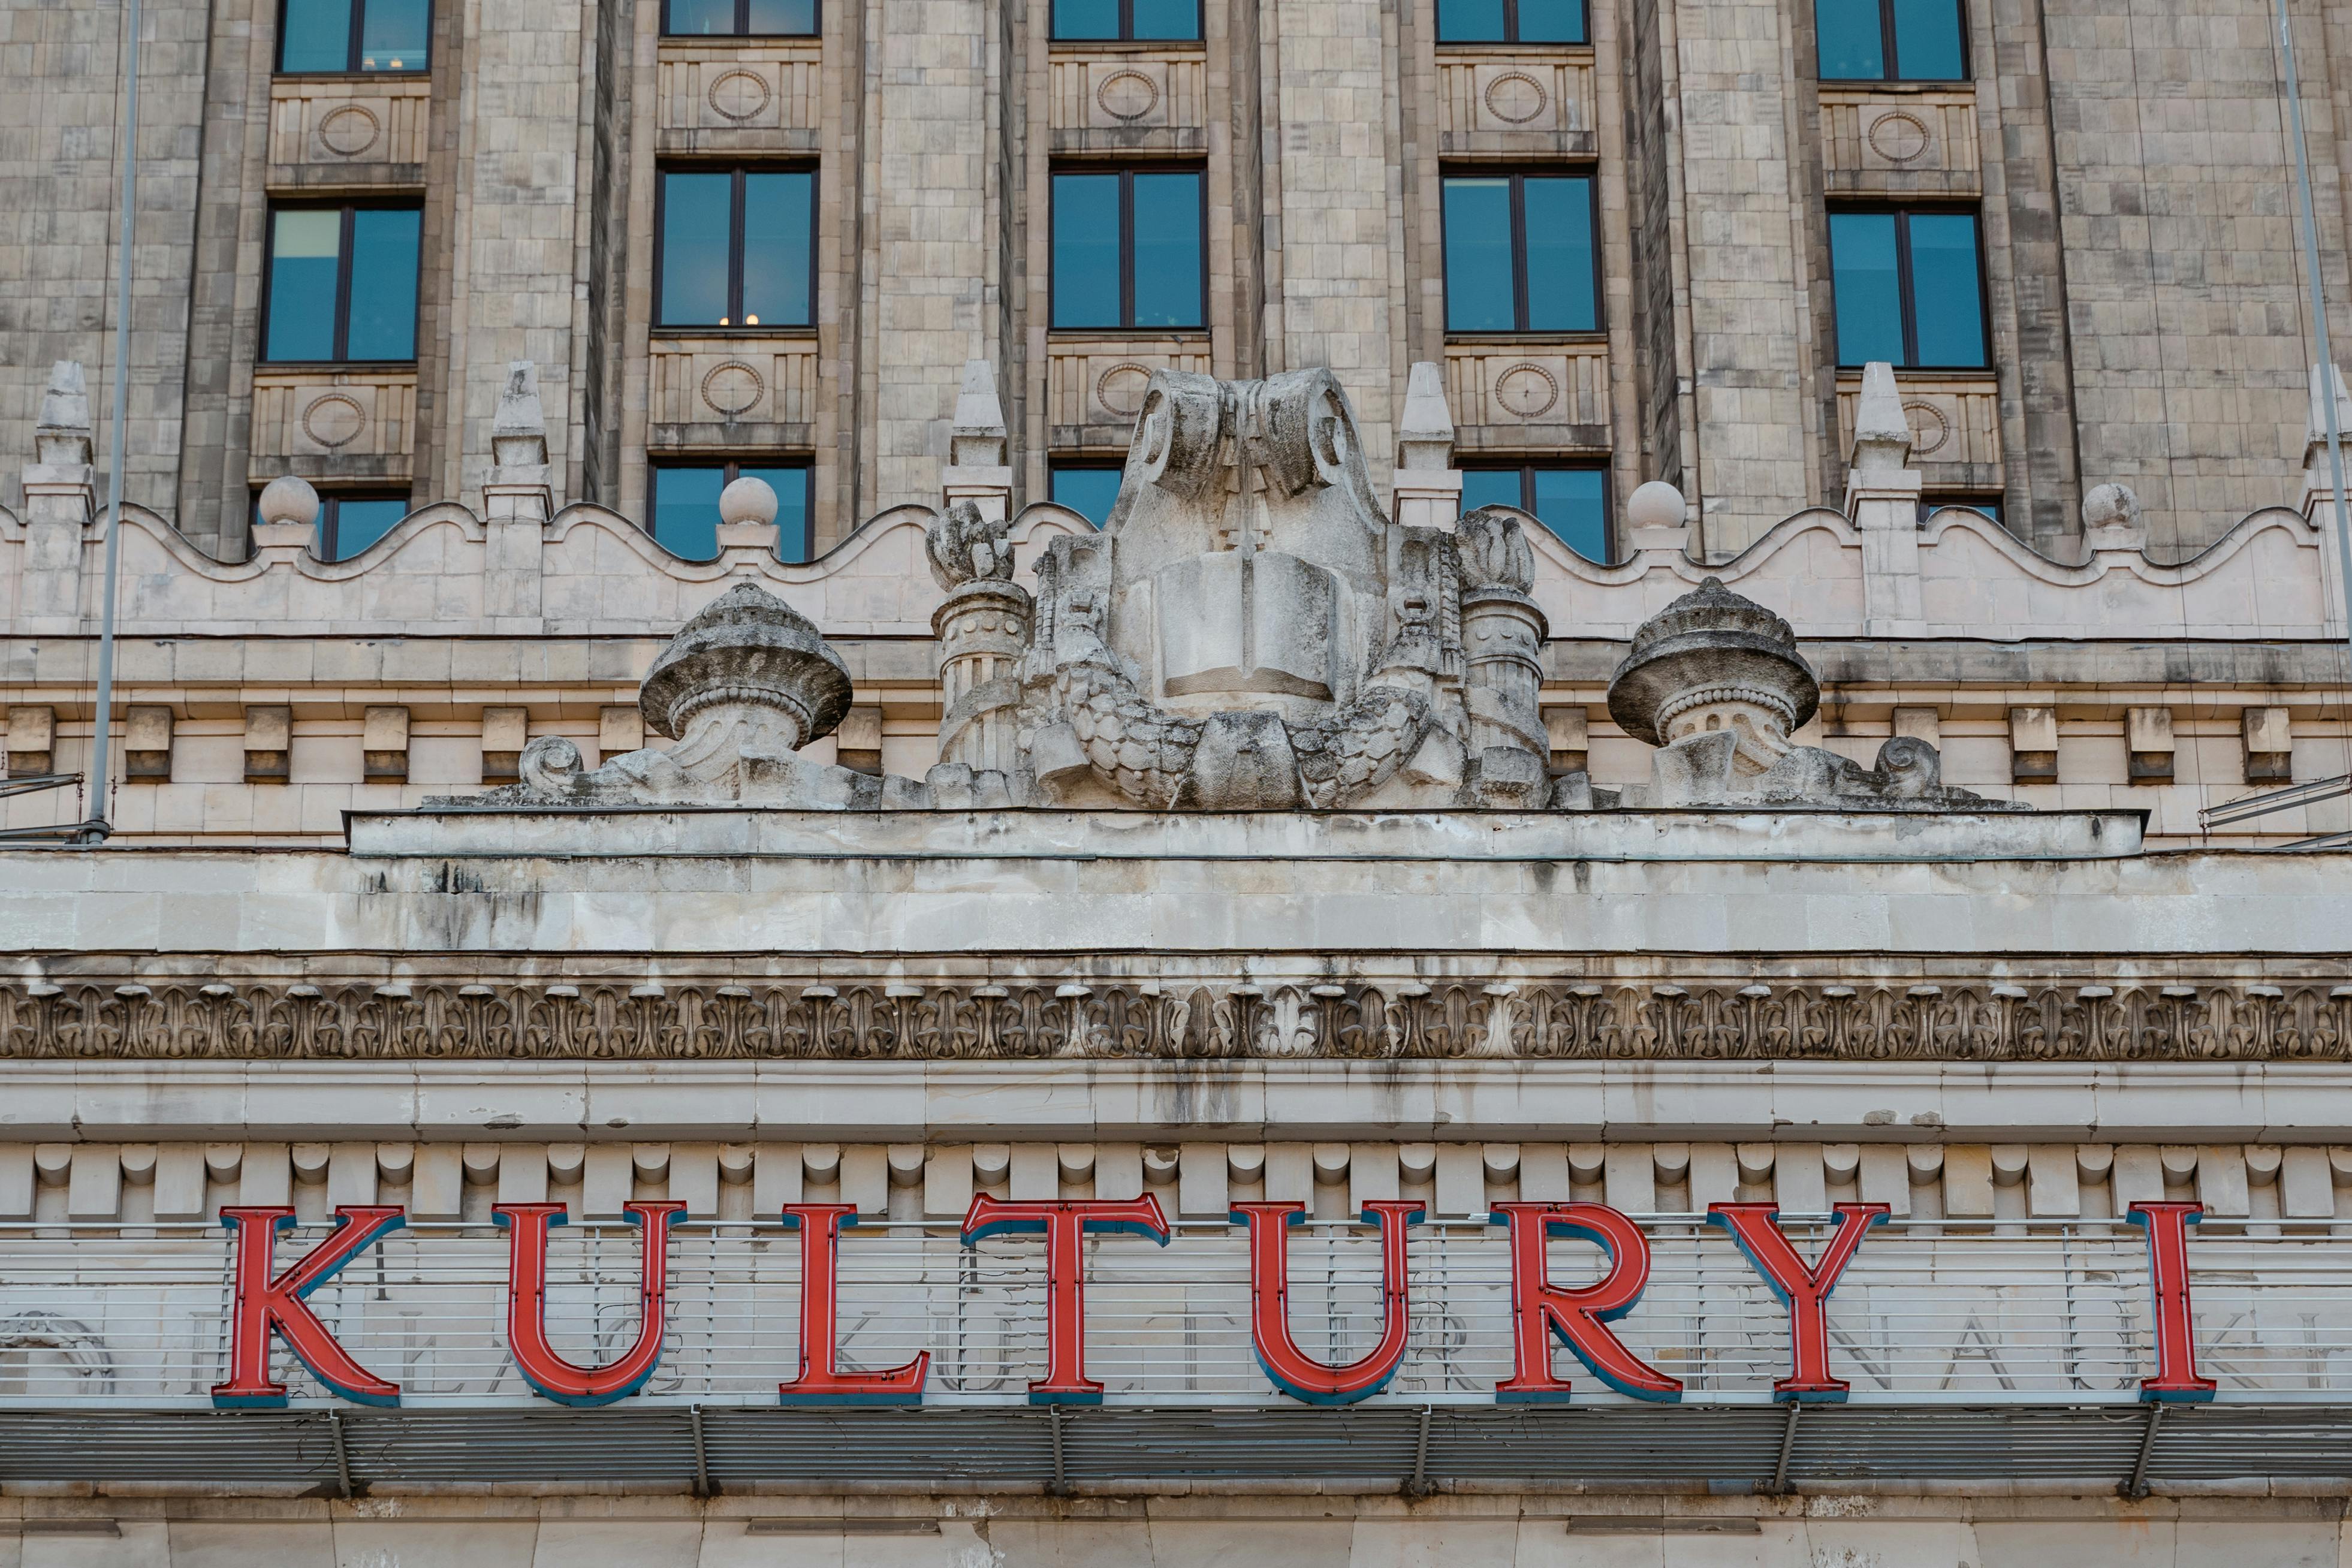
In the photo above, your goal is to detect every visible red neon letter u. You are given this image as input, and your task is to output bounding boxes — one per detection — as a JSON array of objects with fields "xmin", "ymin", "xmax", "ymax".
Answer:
[
  {"xmin": 496, "ymin": 1201, "xmax": 685, "ymax": 1407},
  {"xmin": 1233, "ymin": 1201, "xmax": 1421, "ymax": 1406}
]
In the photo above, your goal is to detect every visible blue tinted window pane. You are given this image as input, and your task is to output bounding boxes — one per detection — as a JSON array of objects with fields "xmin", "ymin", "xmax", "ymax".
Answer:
[
  {"xmin": 345, "ymin": 208, "xmax": 420, "ymax": 360},
  {"xmin": 1829, "ymin": 211, "xmax": 1905, "ymax": 365},
  {"xmin": 1051, "ymin": 468, "xmax": 1121, "ymax": 527},
  {"xmin": 1131, "ymin": 0, "xmax": 1199, "ymax": 38},
  {"xmin": 1132, "ymin": 172, "xmax": 1203, "ymax": 329},
  {"xmin": 667, "ymin": 0, "xmax": 735, "ymax": 30},
  {"xmin": 328, "ymin": 498, "xmax": 408, "ymax": 559},
  {"xmin": 745, "ymin": 0, "xmax": 817, "ymax": 31},
  {"xmin": 1459, "ymin": 469, "xmax": 1524, "ymax": 514},
  {"xmin": 739, "ymin": 465, "xmax": 813, "ymax": 561},
  {"xmin": 281, "ymin": 0, "xmax": 353, "ymax": 71},
  {"xmin": 1052, "ymin": 0, "xmax": 1118, "ymax": 37},
  {"xmin": 743, "ymin": 172, "xmax": 813, "ymax": 327},
  {"xmin": 1890, "ymin": 0, "xmax": 1964, "ymax": 79},
  {"xmin": 1435, "ymin": 0, "xmax": 1506, "ymax": 39},
  {"xmin": 1522, "ymin": 177, "xmax": 1596, "ymax": 331},
  {"xmin": 659, "ymin": 173, "xmax": 734, "ymax": 326},
  {"xmin": 650, "ymin": 468, "xmax": 725, "ymax": 560},
  {"xmin": 1443, "ymin": 178, "xmax": 1516, "ymax": 332},
  {"xmin": 1906, "ymin": 212, "xmax": 1986, "ymax": 366},
  {"xmin": 1515, "ymin": 0, "xmax": 1585, "ymax": 42},
  {"xmin": 1816, "ymin": 0, "xmax": 1886, "ymax": 79},
  {"xmin": 1052, "ymin": 174, "xmax": 1122, "ymax": 328},
  {"xmin": 1530, "ymin": 468, "xmax": 1608, "ymax": 562},
  {"xmin": 357, "ymin": 0, "xmax": 428, "ymax": 70},
  {"xmin": 264, "ymin": 209, "xmax": 342, "ymax": 363}
]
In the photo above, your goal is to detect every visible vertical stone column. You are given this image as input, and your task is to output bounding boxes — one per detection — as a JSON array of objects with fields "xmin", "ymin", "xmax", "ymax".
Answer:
[
  {"xmin": 1844, "ymin": 363, "xmax": 1924, "ymax": 639},
  {"xmin": 1271, "ymin": 0, "xmax": 1398, "ymax": 496},
  {"xmin": 927, "ymin": 471, "xmax": 1031, "ymax": 787},
  {"xmin": 1392, "ymin": 362, "xmax": 1463, "ymax": 530},
  {"xmin": 480, "ymin": 363, "xmax": 550, "ymax": 626},
  {"xmin": 1454, "ymin": 512, "xmax": 1549, "ymax": 805},
  {"xmin": 20, "ymin": 363, "xmax": 97, "ymax": 629},
  {"xmin": 2304, "ymin": 364, "xmax": 2352, "ymax": 641}
]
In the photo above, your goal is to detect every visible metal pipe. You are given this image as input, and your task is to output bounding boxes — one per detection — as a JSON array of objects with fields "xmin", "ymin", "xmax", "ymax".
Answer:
[
  {"xmin": 83, "ymin": 0, "xmax": 141, "ymax": 846},
  {"xmin": 2279, "ymin": 0, "xmax": 2352, "ymax": 680}
]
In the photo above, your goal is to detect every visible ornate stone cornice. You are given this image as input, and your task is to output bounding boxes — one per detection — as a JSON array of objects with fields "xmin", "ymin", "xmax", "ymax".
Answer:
[{"xmin": 4, "ymin": 973, "xmax": 2349, "ymax": 1062}]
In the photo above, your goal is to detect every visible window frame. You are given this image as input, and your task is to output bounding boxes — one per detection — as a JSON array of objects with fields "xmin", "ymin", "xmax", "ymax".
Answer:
[
  {"xmin": 1047, "ymin": 460, "xmax": 1123, "ymax": 526},
  {"xmin": 1816, "ymin": 0, "xmax": 1970, "ymax": 83},
  {"xmin": 1459, "ymin": 461, "xmax": 1613, "ymax": 562},
  {"xmin": 1826, "ymin": 203, "xmax": 1992, "ymax": 372},
  {"xmin": 1438, "ymin": 167, "xmax": 1604, "ymax": 336},
  {"xmin": 275, "ymin": 0, "xmax": 433, "ymax": 75},
  {"xmin": 1432, "ymin": 0, "xmax": 1590, "ymax": 46},
  {"xmin": 1047, "ymin": 0, "xmax": 1205, "ymax": 43},
  {"xmin": 650, "ymin": 164, "xmax": 822, "ymax": 334},
  {"xmin": 315, "ymin": 491, "xmax": 414, "ymax": 561},
  {"xmin": 646, "ymin": 457, "xmax": 817, "ymax": 560},
  {"xmin": 658, "ymin": 0, "xmax": 821, "ymax": 38},
  {"xmin": 1047, "ymin": 164, "xmax": 1211, "ymax": 334},
  {"xmin": 258, "ymin": 199, "xmax": 423, "ymax": 366}
]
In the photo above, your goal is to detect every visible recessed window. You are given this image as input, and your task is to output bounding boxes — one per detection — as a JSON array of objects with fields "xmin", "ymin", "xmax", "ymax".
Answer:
[
  {"xmin": 649, "ymin": 461, "xmax": 813, "ymax": 562},
  {"xmin": 1828, "ymin": 208, "xmax": 1986, "ymax": 369},
  {"xmin": 1816, "ymin": 0, "xmax": 1966, "ymax": 80},
  {"xmin": 1049, "ymin": 463, "xmax": 1122, "ymax": 526},
  {"xmin": 662, "ymin": 0, "xmax": 816, "ymax": 35},
  {"xmin": 262, "ymin": 204, "xmax": 421, "ymax": 363},
  {"xmin": 1434, "ymin": 0, "xmax": 1585, "ymax": 44},
  {"xmin": 1051, "ymin": 0, "xmax": 1199, "ymax": 40},
  {"xmin": 657, "ymin": 168, "xmax": 816, "ymax": 330},
  {"xmin": 1461, "ymin": 465, "xmax": 1609, "ymax": 562},
  {"xmin": 1920, "ymin": 494, "xmax": 2001, "ymax": 524},
  {"xmin": 1442, "ymin": 172, "xmax": 1597, "ymax": 333},
  {"xmin": 279, "ymin": 0, "xmax": 430, "ymax": 73},
  {"xmin": 1051, "ymin": 169, "xmax": 1205, "ymax": 331}
]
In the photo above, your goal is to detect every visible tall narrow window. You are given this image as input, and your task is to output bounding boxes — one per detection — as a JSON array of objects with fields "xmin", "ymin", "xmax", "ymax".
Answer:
[
  {"xmin": 262, "ymin": 204, "xmax": 421, "ymax": 363},
  {"xmin": 663, "ymin": 0, "xmax": 817, "ymax": 34},
  {"xmin": 1816, "ymin": 0, "xmax": 1965, "ymax": 81},
  {"xmin": 1442, "ymin": 173, "xmax": 1597, "ymax": 333},
  {"xmin": 648, "ymin": 461, "xmax": 814, "ymax": 562},
  {"xmin": 1461, "ymin": 465, "xmax": 1609, "ymax": 562},
  {"xmin": 1051, "ymin": 169, "xmax": 1205, "ymax": 331},
  {"xmin": 1828, "ymin": 209, "xmax": 1986, "ymax": 369},
  {"xmin": 1051, "ymin": 0, "xmax": 1201, "ymax": 40},
  {"xmin": 1049, "ymin": 463, "xmax": 1122, "ymax": 526},
  {"xmin": 278, "ymin": 0, "xmax": 430, "ymax": 73},
  {"xmin": 656, "ymin": 168, "xmax": 816, "ymax": 329},
  {"xmin": 1434, "ymin": 0, "xmax": 1585, "ymax": 43}
]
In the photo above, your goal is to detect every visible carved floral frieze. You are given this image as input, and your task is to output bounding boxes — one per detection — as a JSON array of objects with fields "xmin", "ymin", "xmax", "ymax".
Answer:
[{"xmin": 4, "ymin": 977, "xmax": 2348, "ymax": 1062}]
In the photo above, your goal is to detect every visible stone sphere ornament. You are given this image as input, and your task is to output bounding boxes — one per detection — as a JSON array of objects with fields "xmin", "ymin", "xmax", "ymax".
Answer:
[
  {"xmin": 1624, "ymin": 480, "xmax": 1687, "ymax": 533},
  {"xmin": 257, "ymin": 474, "xmax": 321, "ymax": 528},
  {"xmin": 718, "ymin": 475, "xmax": 779, "ymax": 527}
]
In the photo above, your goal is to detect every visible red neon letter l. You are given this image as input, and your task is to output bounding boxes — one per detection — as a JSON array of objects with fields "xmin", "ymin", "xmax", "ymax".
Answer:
[
  {"xmin": 778, "ymin": 1203, "xmax": 930, "ymax": 1405},
  {"xmin": 213, "ymin": 1205, "xmax": 407, "ymax": 1409}
]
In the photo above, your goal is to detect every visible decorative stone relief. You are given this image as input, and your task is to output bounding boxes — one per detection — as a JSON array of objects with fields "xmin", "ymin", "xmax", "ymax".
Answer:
[{"xmin": 6, "ymin": 976, "xmax": 2347, "ymax": 1063}]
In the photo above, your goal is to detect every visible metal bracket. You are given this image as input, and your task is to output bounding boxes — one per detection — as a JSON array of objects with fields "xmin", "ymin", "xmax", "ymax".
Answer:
[
  {"xmin": 2120, "ymin": 1402, "xmax": 2165, "ymax": 1500},
  {"xmin": 1401, "ymin": 1404, "xmax": 1436, "ymax": 1499},
  {"xmin": 1047, "ymin": 1403, "xmax": 1070, "ymax": 1497},
  {"xmin": 330, "ymin": 1409, "xmax": 355, "ymax": 1500},
  {"xmin": 690, "ymin": 1404, "xmax": 711, "ymax": 1497},
  {"xmin": 1761, "ymin": 1401, "xmax": 1803, "ymax": 1495}
]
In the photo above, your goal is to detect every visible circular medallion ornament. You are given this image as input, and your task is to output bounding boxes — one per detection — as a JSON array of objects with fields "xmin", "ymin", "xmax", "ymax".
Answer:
[
  {"xmin": 699, "ymin": 360, "xmax": 766, "ymax": 418},
  {"xmin": 1096, "ymin": 69, "xmax": 1160, "ymax": 122},
  {"xmin": 299, "ymin": 394, "xmax": 367, "ymax": 450},
  {"xmin": 1094, "ymin": 362, "xmax": 1153, "ymax": 420},
  {"xmin": 1902, "ymin": 399, "xmax": 1950, "ymax": 456},
  {"xmin": 1482, "ymin": 71, "xmax": 1549, "ymax": 125},
  {"xmin": 705, "ymin": 68, "xmax": 773, "ymax": 123},
  {"xmin": 1866, "ymin": 110, "xmax": 1932, "ymax": 164},
  {"xmin": 1494, "ymin": 363, "xmax": 1560, "ymax": 420},
  {"xmin": 316, "ymin": 105, "xmax": 382, "ymax": 158}
]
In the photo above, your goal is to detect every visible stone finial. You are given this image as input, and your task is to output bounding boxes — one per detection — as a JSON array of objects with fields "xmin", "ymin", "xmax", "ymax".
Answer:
[
  {"xmin": 1849, "ymin": 361, "xmax": 1911, "ymax": 473},
  {"xmin": 2311, "ymin": 363, "xmax": 2352, "ymax": 450},
  {"xmin": 637, "ymin": 580, "xmax": 853, "ymax": 749},
  {"xmin": 1625, "ymin": 480, "xmax": 1688, "ymax": 533},
  {"xmin": 2082, "ymin": 481, "xmax": 2145, "ymax": 548},
  {"xmin": 1606, "ymin": 577, "xmax": 1820, "ymax": 752},
  {"xmin": 1456, "ymin": 507, "xmax": 1534, "ymax": 595},
  {"xmin": 256, "ymin": 474, "xmax": 321, "ymax": 527},
  {"xmin": 719, "ymin": 475, "xmax": 778, "ymax": 526},
  {"xmin": 35, "ymin": 361, "xmax": 92, "ymax": 468},
  {"xmin": 1396, "ymin": 361, "xmax": 1455, "ymax": 472},
  {"xmin": 925, "ymin": 497, "xmax": 1017, "ymax": 589},
  {"xmin": 950, "ymin": 359, "xmax": 1008, "ymax": 468},
  {"xmin": 491, "ymin": 361, "xmax": 548, "ymax": 468}
]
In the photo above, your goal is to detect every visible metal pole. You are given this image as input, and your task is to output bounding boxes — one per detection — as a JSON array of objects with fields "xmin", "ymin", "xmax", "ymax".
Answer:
[
  {"xmin": 2280, "ymin": 0, "xmax": 2352, "ymax": 676},
  {"xmin": 83, "ymin": 0, "xmax": 140, "ymax": 845}
]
